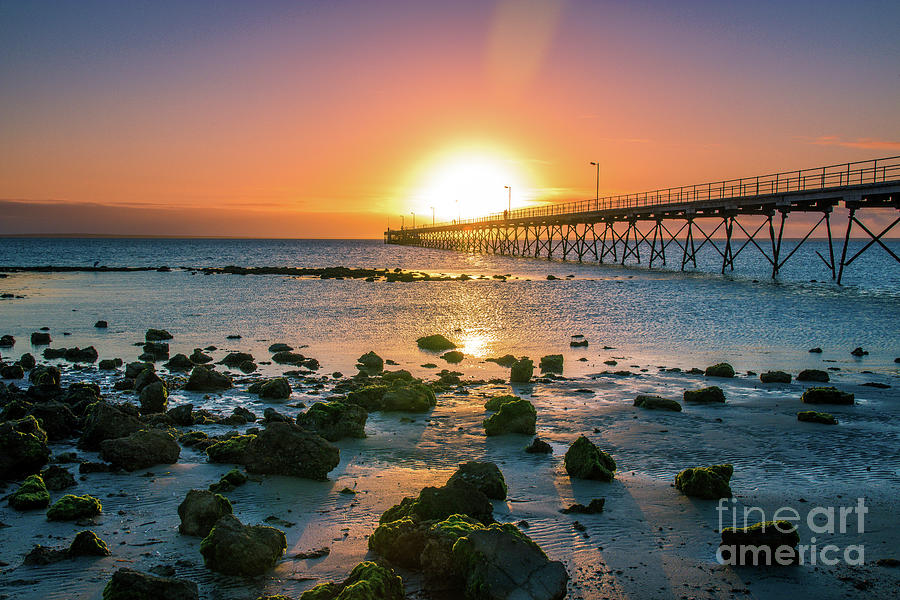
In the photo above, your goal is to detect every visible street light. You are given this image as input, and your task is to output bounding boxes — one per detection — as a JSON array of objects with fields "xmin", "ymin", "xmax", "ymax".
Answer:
[
  {"xmin": 504, "ymin": 185, "xmax": 511, "ymax": 216},
  {"xmin": 430, "ymin": 206, "xmax": 435, "ymax": 226},
  {"xmin": 590, "ymin": 161, "xmax": 600, "ymax": 204}
]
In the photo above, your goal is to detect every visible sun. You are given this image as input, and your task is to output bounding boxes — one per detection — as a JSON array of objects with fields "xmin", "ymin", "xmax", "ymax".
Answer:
[{"xmin": 409, "ymin": 150, "xmax": 530, "ymax": 223}]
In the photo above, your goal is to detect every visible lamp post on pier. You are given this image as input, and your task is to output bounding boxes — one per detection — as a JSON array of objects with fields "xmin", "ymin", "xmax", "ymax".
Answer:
[
  {"xmin": 504, "ymin": 185, "xmax": 511, "ymax": 217},
  {"xmin": 590, "ymin": 161, "xmax": 600, "ymax": 206}
]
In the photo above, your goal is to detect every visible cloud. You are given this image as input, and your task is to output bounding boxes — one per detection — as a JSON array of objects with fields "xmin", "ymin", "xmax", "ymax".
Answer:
[{"xmin": 809, "ymin": 136, "xmax": 900, "ymax": 151}]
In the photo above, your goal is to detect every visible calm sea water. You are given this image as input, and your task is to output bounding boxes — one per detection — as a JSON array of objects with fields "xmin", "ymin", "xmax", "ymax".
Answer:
[{"xmin": 0, "ymin": 238, "xmax": 898, "ymax": 377}]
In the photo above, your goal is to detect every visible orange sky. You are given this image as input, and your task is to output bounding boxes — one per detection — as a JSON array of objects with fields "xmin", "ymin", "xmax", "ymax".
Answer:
[{"xmin": 1, "ymin": 1, "xmax": 898, "ymax": 237}]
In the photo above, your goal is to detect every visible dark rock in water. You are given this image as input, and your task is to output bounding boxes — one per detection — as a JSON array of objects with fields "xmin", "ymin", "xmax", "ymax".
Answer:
[
  {"xmin": 683, "ymin": 386, "xmax": 726, "ymax": 404},
  {"xmin": 126, "ymin": 361, "xmax": 155, "ymax": 379},
  {"xmin": 103, "ymin": 567, "xmax": 198, "ymax": 600},
  {"xmin": 167, "ymin": 403, "xmax": 194, "ymax": 426},
  {"xmin": 99, "ymin": 429, "xmax": 180, "ymax": 470},
  {"xmin": 142, "ymin": 342, "xmax": 169, "ymax": 360},
  {"xmin": 850, "ymin": 346, "xmax": 868, "ymax": 357},
  {"xmin": 29, "ymin": 364, "xmax": 61, "ymax": 387},
  {"xmin": 486, "ymin": 354, "xmax": 517, "ymax": 368},
  {"xmin": 79, "ymin": 402, "xmax": 143, "ymax": 450},
  {"xmin": 484, "ymin": 394, "xmax": 520, "ymax": 411},
  {"xmin": 259, "ymin": 377, "xmax": 291, "ymax": 400},
  {"xmin": 356, "ymin": 351, "xmax": 384, "ymax": 371},
  {"xmin": 525, "ymin": 437, "xmax": 553, "ymax": 454},
  {"xmin": 510, "ymin": 357, "xmax": 534, "ymax": 383},
  {"xmin": 178, "ymin": 489, "xmax": 233, "ymax": 537},
  {"xmin": 209, "ymin": 468, "xmax": 248, "ymax": 493},
  {"xmin": 1, "ymin": 364, "xmax": 24, "ymax": 379},
  {"xmin": 380, "ymin": 482, "xmax": 494, "ymax": 526},
  {"xmin": 564, "ymin": 436, "xmax": 616, "ymax": 481},
  {"xmin": 675, "ymin": 464, "xmax": 733, "ymax": 499},
  {"xmin": 570, "ymin": 339, "xmax": 589, "ymax": 347},
  {"xmin": 226, "ymin": 334, "xmax": 241, "ymax": 339},
  {"xmin": 539, "ymin": 354, "xmax": 563, "ymax": 373},
  {"xmin": 31, "ymin": 332, "xmax": 52, "ymax": 345},
  {"xmin": 299, "ymin": 561, "xmax": 403, "ymax": 600},
  {"xmin": 862, "ymin": 381, "xmax": 891, "ymax": 389},
  {"xmin": 19, "ymin": 352, "xmax": 36, "ymax": 369},
  {"xmin": 189, "ymin": 349, "xmax": 213, "ymax": 364},
  {"xmin": 41, "ymin": 465, "xmax": 76, "ymax": 490},
  {"xmin": 69, "ymin": 530, "xmax": 111, "ymax": 556},
  {"xmin": 560, "ymin": 498, "xmax": 605, "ymax": 514},
  {"xmin": 296, "ymin": 401, "xmax": 367, "ymax": 441},
  {"xmin": 452, "ymin": 524, "xmax": 568, "ymax": 600},
  {"xmin": 797, "ymin": 369, "xmax": 829, "ymax": 382},
  {"xmin": 719, "ymin": 521, "xmax": 800, "ymax": 565},
  {"xmin": 24, "ymin": 544, "xmax": 69, "ymax": 565},
  {"xmin": 219, "ymin": 352, "xmax": 253, "ymax": 367},
  {"xmin": 416, "ymin": 334, "xmax": 456, "ymax": 352},
  {"xmin": 184, "ymin": 366, "xmax": 232, "ymax": 391},
  {"xmin": 145, "ymin": 329, "xmax": 173, "ymax": 341},
  {"xmin": 797, "ymin": 410, "xmax": 838, "ymax": 425},
  {"xmin": 30, "ymin": 401, "xmax": 79, "ymax": 440},
  {"xmin": 447, "ymin": 461, "xmax": 507, "ymax": 500},
  {"xmin": 705, "ymin": 362, "xmax": 735, "ymax": 378},
  {"xmin": 268, "ymin": 343, "xmax": 293, "ymax": 353},
  {"xmin": 270, "ymin": 350, "xmax": 304, "ymax": 365},
  {"xmin": 483, "ymin": 399, "xmax": 536, "ymax": 436},
  {"xmin": 134, "ymin": 368, "xmax": 162, "ymax": 393},
  {"xmin": 801, "ymin": 386, "xmax": 854, "ymax": 405},
  {"xmin": 47, "ymin": 494, "xmax": 102, "ymax": 520},
  {"xmin": 441, "ymin": 350, "xmax": 464, "ymax": 364},
  {"xmin": 293, "ymin": 547, "xmax": 330, "ymax": 560},
  {"xmin": 0, "ymin": 334, "xmax": 15, "ymax": 347},
  {"xmin": 178, "ymin": 430, "xmax": 210, "ymax": 448},
  {"xmin": 139, "ymin": 381, "xmax": 168, "ymax": 415},
  {"xmin": 0, "ymin": 416, "xmax": 50, "ymax": 479},
  {"xmin": 634, "ymin": 394, "xmax": 682, "ymax": 411},
  {"xmin": 808, "ymin": 347, "xmax": 823, "ymax": 353},
  {"xmin": 164, "ymin": 354, "xmax": 194, "ymax": 371},
  {"xmin": 79, "ymin": 461, "xmax": 113, "ymax": 474},
  {"xmin": 263, "ymin": 407, "xmax": 291, "ymax": 423},
  {"xmin": 238, "ymin": 360, "xmax": 257, "ymax": 373},
  {"xmin": 98, "ymin": 358, "xmax": 121, "ymax": 370},
  {"xmin": 94, "ymin": 320, "xmax": 108, "ymax": 328},
  {"xmin": 760, "ymin": 370, "xmax": 791, "ymax": 384},
  {"xmin": 381, "ymin": 383, "xmax": 437, "ymax": 412},
  {"xmin": 8, "ymin": 474, "xmax": 51, "ymax": 510},
  {"xmin": 345, "ymin": 384, "xmax": 389, "ymax": 411},
  {"xmin": 200, "ymin": 514, "xmax": 286, "ymax": 576}
]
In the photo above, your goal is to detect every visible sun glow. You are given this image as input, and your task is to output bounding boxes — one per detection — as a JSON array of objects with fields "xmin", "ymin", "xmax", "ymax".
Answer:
[{"xmin": 409, "ymin": 150, "xmax": 531, "ymax": 223}]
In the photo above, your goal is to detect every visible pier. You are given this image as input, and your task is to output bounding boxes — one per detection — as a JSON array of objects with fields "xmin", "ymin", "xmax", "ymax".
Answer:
[{"xmin": 385, "ymin": 156, "xmax": 900, "ymax": 283}]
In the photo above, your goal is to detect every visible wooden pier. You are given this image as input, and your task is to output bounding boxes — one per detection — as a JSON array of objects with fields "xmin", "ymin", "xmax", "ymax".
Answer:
[{"xmin": 385, "ymin": 156, "xmax": 900, "ymax": 283}]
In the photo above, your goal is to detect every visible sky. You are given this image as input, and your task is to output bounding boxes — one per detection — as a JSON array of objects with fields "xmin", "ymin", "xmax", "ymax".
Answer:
[{"xmin": 1, "ymin": 0, "xmax": 898, "ymax": 237}]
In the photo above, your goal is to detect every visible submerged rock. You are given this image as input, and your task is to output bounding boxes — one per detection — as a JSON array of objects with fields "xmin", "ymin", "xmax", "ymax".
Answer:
[
  {"xmin": 31, "ymin": 332, "xmax": 51, "ymax": 345},
  {"xmin": 8, "ymin": 474, "xmax": 51, "ymax": 510},
  {"xmin": 633, "ymin": 394, "xmax": 682, "ymax": 411},
  {"xmin": 441, "ymin": 350, "xmax": 464, "ymax": 364},
  {"xmin": 178, "ymin": 489, "xmax": 233, "ymax": 537},
  {"xmin": 851, "ymin": 346, "xmax": 868, "ymax": 357},
  {"xmin": 525, "ymin": 437, "xmax": 553, "ymax": 454},
  {"xmin": 298, "ymin": 561, "xmax": 404, "ymax": 600},
  {"xmin": 486, "ymin": 354, "xmax": 517, "ymax": 368},
  {"xmin": 356, "ymin": 351, "xmax": 384, "ymax": 372},
  {"xmin": 103, "ymin": 567, "xmax": 198, "ymax": 600},
  {"xmin": 797, "ymin": 369, "xmax": 829, "ymax": 383},
  {"xmin": 145, "ymin": 329, "xmax": 174, "ymax": 341},
  {"xmin": 705, "ymin": 363, "xmax": 735, "ymax": 378},
  {"xmin": 564, "ymin": 436, "xmax": 616, "ymax": 481},
  {"xmin": 760, "ymin": 371, "xmax": 792, "ymax": 384},
  {"xmin": 416, "ymin": 334, "xmax": 456, "ymax": 352},
  {"xmin": 447, "ymin": 461, "xmax": 507, "ymax": 500},
  {"xmin": 801, "ymin": 386, "xmax": 854, "ymax": 405},
  {"xmin": 296, "ymin": 400, "xmax": 367, "ymax": 441},
  {"xmin": 719, "ymin": 520, "xmax": 800, "ymax": 565},
  {"xmin": 47, "ymin": 494, "xmax": 102, "ymax": 521},
  {"xmin": 510, "ymin": 357, "xmax": 534, "ymax": 383},
  {"xmin": 675, "ymin": 464, "xmax": 733, "ymax": 499},
  {"xmin": 483, "ymin": 398, "xmax": 537, "ymax": 436},
  {"xmin": 200, "ymin": 514, "xmax": 286, "ymax": 576},
  {"xmin": 184, "ymin": 366, "xmax": 232, "ymax": 391},
  {"xmin": 539, "ymin": 354, "xmax": 563, "ymax": 373},
  {"xmin": 797, "ymin": 410, "xmax": 838, "ymax": 425},
  {"xmin": 99, "ymin": 429, "xmax": 180, "ymax": 471},
  {"xmin": 683, "ymin": 386, "xmax": 726, "ymax": 404}
]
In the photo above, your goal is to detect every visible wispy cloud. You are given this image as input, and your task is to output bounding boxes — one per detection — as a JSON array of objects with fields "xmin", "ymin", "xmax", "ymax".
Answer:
[{"xmin": 809, "ymin": 136, "xmax": 900, "ymax": 151}]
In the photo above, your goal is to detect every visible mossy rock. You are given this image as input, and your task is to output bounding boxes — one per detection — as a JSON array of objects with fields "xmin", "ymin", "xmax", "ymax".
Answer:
[
  {"xmin": 200, "ymin": 514, "xmax": 286, "ymax": 576},
  {"xmin": 525, "ymin": 437, "xmax": 552, "ymax": 453},
  {"xmin": 206, "ymin": 435, "xmax": 257, "ymax": 463},
  {"xmin": 760, "ymin": 371, "xmax": 791, "ymax": 384},
  {"xmin": 564, "ymin": 435, "xmax": 616, "ymax": 481},
  {"xmin": 298, "ymin": 561, "xmax": 404, "ymax": 600},
  {"xmin": 47, "ymin": 494, "xmax": 102, "ymax": 521},
  {"xmin": 416, "ymin": 335, "xmax": 456, "ymax": 352},
  {"xmin": 482, "ymin": 399, "xmax": 536, "ymax": 436},
  {"xmin": 634, "ymin": 394, "xmax": 682, "ymax": 411},
  {"xmin": 447, "ymin": 461, "xmax": 507, "ymax": 500},
  {"xmin": 797, "ymin": 369, "xmax": 829, "ymax": 383},
  {"xmin": 296, "ymin": 400, "xmax": 368, "ymax": 441},
  {"xmin": 484, "ymin": 394, "xmax": 520, "ymax": 411},
  {"xmin": 380, "ymin": 482, "xmax": 494, "ymax": 526},
  {"xmin": 0, "ymin": 415, "xmax": 51, "ymax": 479},
  {"xmin": 381, "ymin": 383, "xmax": 436, "ymax": 412},
  {"xmin": 345, "ymin": 384, "xmax": 389, "ymax": 411},
  {"xmin": 99, "ymin": 429, "xmax": 180, "ymax": 471},
  {"xmin": 797, "ymin": 410, "xmax": 838, "ymax": 424},
  {"xmin": 801, "ymin": 386, "xmax": 854, "ymax": 405},
  {"xmin": 539, "ymin": 354, "xmax": 564, "ymax": 373},
  {"xmin": 683, "ymin": 386, "xmax": 726, "ymax": 404},
  {"xmin": 441, "ymin": 351, "xmax": 464, "ymax": 364},
  {"xmin": 368, "ymin": 516, "xmax": 428, "ymax": 567},
  {"xmin": 510, "ymin": 357, "xmax": 534, "ymax": 383},
  {"xmin": 719, "ymin": 520, "xmax": 800, "ymax": 565},
  {"xmin": 674, "ymin": 464, "xmax": 733, "ymax": 499},
  {"xmin": 209, "ymin": 468, "xmax": 248, "ymax": 493},
  {"xmin": 486, "ymin": 354, "xmax": 517, "ymax": 368},
  {"xmin": 420, "ymin": 515, "xmax": 483, "ymax": 585},
  {"xmin": 69, "ymin": 530, "xmax": 111, "ymax": 556},
  {"xmin": 356, "ymin": 351, "xmax": 384, "ymax": 371},
  {"xmin": 259, "ymin": 377, "xmax": 292, "ymax": 400},
  {"xmin": 8, "ymin": 474, "xmax": 51, "ymax": 510},
  {"xmin": 381, "ymin": 369, "xmax": 415, "ymax": 383},
  {"xmin": 178, "ymin": 489, "xmax": 233, "ymax": 537},
  {"xmin": 102, "ymin": 567, "xmax": 198, "ymax": 600},
  {"xmin": 705, "ymin": 363, "xmax": 735, "ymax": 378},
  {"xmin": 145, "ymin": 328, "xmax": 174, "ymax": 341},
  {"xmin": 139, "ymin": 381, "xmax": 168, "ymax": 415},
  {"xmin": 184, "ymin": 366, "xmax": 232, "ymax": 391}
]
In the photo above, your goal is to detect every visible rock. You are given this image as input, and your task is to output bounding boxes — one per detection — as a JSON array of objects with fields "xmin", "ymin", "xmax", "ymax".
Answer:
[
  {"xmin": 29, "ymin": 401, "xmax": 79, "ymax": 440},
  {"xmin": 381, "ymin": 383, "xmax": 436, "ymax": 412},
  {"xmin": 259, "ymin": 377, "xmax": 291, "ymax": 400},
  {"xmin": 634, "ymin": 394, "xmax": 682, "ymax": 411},
  {"xmin": 346, "ymin": 384, "xmax": 389, "ymax": 411},
  {"xmin": 801, "ymin": 386, "xmax": 854, "ymax": 405},
  {"xmin": 238, "ymin": 360, "xmax": 257, "ymax": 373},
  {"xmin": 69, "ymin": 530, "xmax": 111, "ymax": 556},
  {"xmin": 797, "ymin": 369, "xmax": 829, "ymax": 382},
  {"xmin": 41, "ymin": 464, "xmax": 76, "ymax": 490},
  {"xmin": 564, "ymin": 436, "xmax": 616, "ymax": 481},
  {"xmin": 483, "ymin": 399, "xmax": 537, "ymax": 436},
  {"xmin": 452, "ymin": 524, "xmax": 568, "ymax": 600},
  {"xmin": 164, "ymin": 354, "xmax": 194, "ymax": 371},
  {"xmin": 209, "ymin": 468, "xmax": 248, "ymax": 493},
  {"xmin": 441, "ymin": 350, "xmax": 464, "ymax": 363},
  {"xmin": 298, "ymin": 561, "xmax": 403, "ymax": 600},
  {"xmin": 369, "ymin": 516, "xmax": 430, "ymax": 568},
  {"xmin": 705, "ymin": 363, "xmax": 735, "ymax": 377},
  {"xmin": 0, "ymin": 334, "xmax": 14, "ymax": 347},
  {"xmin": 808, "ymin": 347, "xmax": 823, "ymax": 353},
  {"xmin": 267, "ymin": 343, "xmax": 292, "ymax": 353},
  {"xmin": 103, "ymin": 567, "xmax": 198, "ymax": 600},
  {"xmin": 99, "ymin": 429, "xmax": 180, "ymax": 470},
  {"xmin": 675, "ymin": 464, "xmax": 733, "ymax": 499},
  {"xmin": 381, "ymin": 482, "xmax": 494, "ymax": 526},
  {"xmin": 0, "ymin": 415, "xmax": 50, "ymax": 478},
  {"xmin": 271, "ymin": 351, "xmax": 304, "ymax": 364},
  {"xmin": 1, "ymin": 364, "xmax": 24, "ymax": 379},
  {"xmin": 539, "ymin": 354, "xmax": 564, "ymax": 373},
  {"xmin": 94, "ymin": 320, "xmax": 108, "ymax": 328},
  {"xmin": 416, "ymin": 334, "xmax": 456, "ymax": 352},
  {"xmin": 31, "ymin": 332, "xmax": 52, "ymax": 345},
  {"xmin": 184, "ymin": 366, "xmax": 232, "ymax": 391},
  {"xmin": 47, "ymin": 494, "xmax": 102, "ymax": 520},
  {"xmin": 200, "ymin": 514, "xmax": 286, "ymax": 576},
  {"xmin": 219, "ymin": 352, "xmax": 253, "ymax": 368},
  {"xmin": 63, "ymin": 346, "xmax": 99, "ymax": 363},
  {"xmin": 560, "ymin": 499, "xmax": 605, "ymax": 514},
  {"xmin": 296, "ymin": 400, "xmax": 367, "ymax": 441},
  {"xmin": 134, "ymin": 368, "xmax": 162, "ymax": 392},
  {"xmin": 447, "ymin": 461, "xmax": 507, "ymax": 500},
  {"xmin": 145, "ymin": 329, "xmax": 174, "ymax": 341},
  {"xmin": 139, "ymin": 381, "xmax": 169, "ymax": 414},
  {"xmin": 19, "ymin": 352, "xmax": 36, "ymax": 369},
  {"xmin": 30, "ymin": 364, "xmax": 61, "ymax": 387},
  {"xmin": 683, "ymin": 386, "xmax": 726, "ymax": 403},
  {"xmin": 8, "ymin": 474, "xmax": 51, "ymax": 510},
  {"xmin": 719, "ymin": 521, "xmax": 800, "ymax": 565},
  {"xmin": 167, "ymin": 403, "xmax": 194, "ymax": 426},
  {"xmin": 125, "ymin": 361, "xmax": 155, "ymax": 378},
  {"xmin": 510, "ymin": 357, "xmax": 534, "ymax": 383},
  {"xmin": 263, "ymin": 407, "xmax": 291, "ymax": 423},
  {"xmin": 484, "ymin": 394, "xmax": 520, "ymax": 411},
  {"xmin": 206, "ymin": 435, "xmax": 256, "ymax": 463},
  {"xmin": 356, "ymin": 351, "xmax": 384, "ymax": 371},
  {"xmin": 24, "ymin": 545, "xmax": 69, "ymax": 565},
  {"xmin": 178, "ymin": 489, "xmax": 233, "ymax": 537},
  {"xmin": 486, "ymin": 354, "xmax": 517, "ymax": 367},
  {"xmin": 79, "ymin": 402, "xmax": 143, "ymax": 450},
  {"xmin": 797, "ymin": 410, "xmax": 838, "ymax": 425},
  {"xmin": 142, "ymin": 342, "xmax": 170, "ymax": 360},
  {"xmin": 189, "ymin": 349, "xmax": 213, "ymax": 364},
  {"xmin": 98, "ymin": 358, "xmax": 121, "ymax": 370},
  {"xmin": 851, "ymin": 346, "xmax": 868, "ymax": 357},
  {"xmin": 570, "ymin": 339, "xmax": 589, "ymax": 347},
  {"xmin": 760, "ymin": 371, "xmax": 791, "ymax": 384},
  {"xmin": 525, "ymin": 437, "xmax": 552, "ymax": 453}
]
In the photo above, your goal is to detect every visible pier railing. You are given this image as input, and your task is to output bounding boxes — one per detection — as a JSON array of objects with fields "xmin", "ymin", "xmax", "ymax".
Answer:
[{"xmin": 411, "ymin": 155, "xmax": 900, "ymax": 230}]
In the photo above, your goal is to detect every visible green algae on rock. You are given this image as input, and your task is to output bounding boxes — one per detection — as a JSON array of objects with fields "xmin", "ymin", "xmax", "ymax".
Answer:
[
  {"xmin": 0, "ymin": 415, "xmax": 50, "ymax": 479},
  {"xmin": 801, "ymin": 386, "xmax": 854, "ymax": 405},
  {"xmin": 482, "ymin": 398, "xmax": 537, "ymax": 436},
  {"xmin": 209, "ymin": 468, "xmax": 248, "ymax": 493},
  {"xmin": 441, "ymin": 350, "xmax": 464, "ymax": 363},
  {"xmin": 446, "ymin": 461, "xmax": 508, "ymax": 500},
  {"xmin": 510, "ymin": 357, "xmax": 534, "ymax": 383},
  {"xmin": 797, "ymin": 369, "xmax": 829, "ymax": 383},
  {"xmin": 296, "ymin": 400, "xmax": 368, "ymax": 441},
  {"xmin": 633, "ymin": 394, "xmax": 682, "ymax": 411},
  {"xmin": 705, "ymin": 363, "xmax": 735, "ymax": 377},
  {"xmin": 760, "ymin": 370, "xmax": 792, "ymax": 383},
  {"xmin": 719, "ymin": 520, "xmax": 800, "ymax": 565},
  {"xmin": 178, "ymin": 489, "xmax": 233, "ymax": 537},
  {"xmin": 8, "ymin": 474, "xmax": 51, "ymax": 510},
  {"xmin": 200, "ymin": 514, "xmax": 286, "ymax": 576},
  {"xmin": 47, "ymin": 494, "xmax": 102, "ymax": 521},
  {"xmin": 69, "ymin": 530, "xmax": 111, "ymax": 556},
  {"xmin": 102, "ymin": 567, "xmax": 198, "ymax": 600},
  {"xmin": 539, "ymin": 354, "xmax": 564, "ymax": 373},
  {"xmin": 416, "ymin": 334, "xmax": 456, "ymax": 352},
  {"xmin": 299, "ymin": 561, "xmax": 404, "ymax": 600},
  {"xmin": 484, "ymin": 394, "xmax": 520, "ymax": 412},
  {"xmin": 675, "ymin": 464, "xmax": 733, "ymax": 499},
  {"xmin": 184, "ymin": 366, "xmax": 232, "ymax": 391},
  {"xmin": 797, "ymin": 410, "xmax": 838, "ymax": 424},
  {"xmin": 99, "ymin": 429, "xmax": 180, "ymax": 471},
  {"xmin": 564, "ymin": 435, "xmax": 616, "ymax": 481},
  {"xmin": 683, "ymin": 386, "xmax": 726, "ymax": 404}
]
